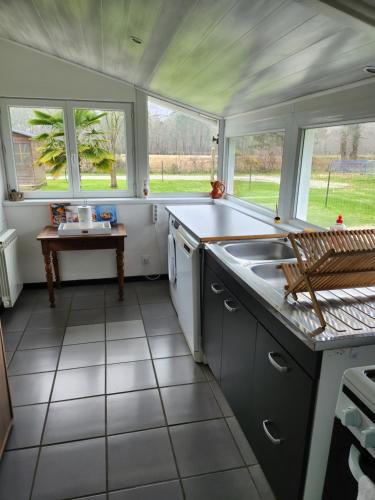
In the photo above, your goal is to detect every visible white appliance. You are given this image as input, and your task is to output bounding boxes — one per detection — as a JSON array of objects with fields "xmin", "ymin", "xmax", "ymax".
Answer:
[
  {"xmin": 323, "ymin": 365, "xmax": 375, "ymax": 499},
  {"xmin": 168, "ymin": 216, "xmax": 202, "ymax": 361},
  {"xmin": 0, "ymin": 229, "xmax": 22, "ymax": 307}
]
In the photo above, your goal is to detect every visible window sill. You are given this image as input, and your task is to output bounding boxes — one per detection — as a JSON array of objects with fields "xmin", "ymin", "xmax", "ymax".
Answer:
[{"xmin": 3, "ymin": 195, "xmax": 213, "ymax": 207}]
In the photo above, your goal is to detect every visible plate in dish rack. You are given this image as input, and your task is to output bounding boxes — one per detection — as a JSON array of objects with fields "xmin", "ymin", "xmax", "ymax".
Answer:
[{"xmin": 57, "ymin": 222, "xmax": 112, "ymax": 236}]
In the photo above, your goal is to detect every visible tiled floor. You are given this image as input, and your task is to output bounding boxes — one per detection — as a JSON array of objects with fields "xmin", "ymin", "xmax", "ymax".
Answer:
[{"xmin": 0, "ymin": 280, "xmax": 275, "ymax": 500}]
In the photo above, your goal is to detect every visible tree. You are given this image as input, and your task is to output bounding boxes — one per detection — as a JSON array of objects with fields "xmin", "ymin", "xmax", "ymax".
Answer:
[
  {"xmin": 349, "ymin": 124, "xmax": 361, "ymax": 160},
  {"xmin": 340, "ymin": 126, "xmax": 349, "ymax": 160},
  {"xmin": 29, "ymin": 109, "xmax": 115, "ymax": 181},
  {"xmin": 104, "ymin": 112, "xmax": 124, "ymax": 188}
]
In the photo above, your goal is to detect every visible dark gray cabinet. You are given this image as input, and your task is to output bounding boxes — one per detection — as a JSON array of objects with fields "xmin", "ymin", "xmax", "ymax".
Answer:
[
  {"xmin": 221, "ymin": 291, "xmax": 257, "ymax": 436},
  {"xmin": 202, "ymin": 266, "xmax": 225, "ymax": 380},
  {"xmin": 202, "ymin": 256, "xmax": 319, "ymax": 500},
  {"xmin": 250, "ymin": 324, "xmax": 314, "ymax": 500}
]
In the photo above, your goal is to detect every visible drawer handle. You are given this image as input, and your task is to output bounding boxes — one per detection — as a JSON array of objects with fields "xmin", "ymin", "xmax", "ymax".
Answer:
[
  {"xmin": 268, "ymin": 351, "xmax": 289, "ymax": 373},
  {"xmin": 210, "ymin": 282, "xmax": 224, "ymax": 295},
  {"xmin": 262, "ymin": 419, "xmax": 283, "ymax": 445},
  {"xmin": 224, "ymin": 299, "xmax": 239, "ymax": 313}
]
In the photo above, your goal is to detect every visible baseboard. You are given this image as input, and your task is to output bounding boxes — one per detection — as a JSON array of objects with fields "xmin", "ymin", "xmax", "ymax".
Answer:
[{"xmin": 23, "ymin": 274, "xmax": 169, "ymax": 289}]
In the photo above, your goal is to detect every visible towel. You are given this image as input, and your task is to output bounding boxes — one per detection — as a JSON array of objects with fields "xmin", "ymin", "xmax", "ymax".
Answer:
[{"xmin": 357, "ymin": 475, "xmax": 375, "ymax": 500}]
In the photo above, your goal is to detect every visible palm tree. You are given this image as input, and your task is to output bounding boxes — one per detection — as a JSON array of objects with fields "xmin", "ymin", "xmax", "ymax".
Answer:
[{"xmin": 28, "ymin": 109, "xmax": 115, "ymax": 184}]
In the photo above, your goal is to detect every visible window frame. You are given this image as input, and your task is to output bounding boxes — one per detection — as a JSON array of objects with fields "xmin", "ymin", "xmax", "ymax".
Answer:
[
  {"xmin": 0, "ymin": 98, "xmax": 135, "ymax": 199},
  {"xmin": 225, "ymin": 127, "xmax": 287, "ymax": 216}
]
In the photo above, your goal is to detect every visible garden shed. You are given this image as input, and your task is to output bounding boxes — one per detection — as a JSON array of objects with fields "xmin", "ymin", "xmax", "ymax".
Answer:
[{"xmin": 11, "ymin": 130, "xmax": 46, "ymax": 191}]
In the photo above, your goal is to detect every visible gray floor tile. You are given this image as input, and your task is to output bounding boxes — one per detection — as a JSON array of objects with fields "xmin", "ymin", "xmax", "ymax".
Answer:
[
  {"xmin": 59, "ymin": 342, "xmax": 105, "ymax": 369},
  {"xmin": 44, "ymin": 396, "xmax": 105, "ymax": 444},
  {"xmin": 64, "ymin": 323, "xmax": 105, "ymax": 345},
  {"xmin": 28, "ymin": 309, "xmax": 69, "ymax": 329},
  {"xmin": 227, "ymin": 416, "xmax": 257, "ymax": 466},
  {"xmin": 72, "ymin": 495, "xmax": 106, "ymax": 500},
  {"xmin": 6, "ymin": 404, "xmax": 48, "ymax": 450},
  {"xmin": 1, "ymin": 309, "xmax": 31, "ymax": 332},
  {"xmin": 107, "ymin": 338, "xmax": 150, "ymax": 364},
  {"xmin": 71, "ymin": 294, "xmax": 105, "ymax": 310},
  {"xmin": 209, "ymin": 380, "xmax": 234, "ymax": 417},
  {"xmin": 0, "ymin": 448, "xmax": 39, "ymax": 500},
  {"xmin": 2, "ymin": 330, "xmax": 23, "ymax": 351},
  {"xmin": 170, "ymin": 419, "xmax": 244, "ymax": 477},
  {"xmin": 153, "ymin": 356, "xmax": 206, "ymax": 387},
  {"xmin": 106, "ymin": 320, "xmax": 145, "ymax": 340},
  {"xmin": 68, "ymin": 308, "xmax": 105, "ymax": 326},
  {"xmin": 144, "ymin": 315, "xmax": 182, "ymax": 336},
  {"xmin": 74, "ymin": 285, "xmax": 105, "ymax": 296},
  {"xmin": 136, "ymin": 283, "xmax": 170, "ymax": 304},
  {"xmin": 5, "ymin": 350, "xmax": 14, "ymax": 366},
  {"xmin": 108, "ymin": 428, "xmax": 178, "ymax": 490},
  {"xmin": 183, "ymin": 468, "xmax": 260, "ymax": 500},
  {"xmin": 107, "ymin": 360, "xmax": 157, "ymax": 394},
  {"xmin": 19, "ymin": 328, "xmax": 65, "ymax": 350},
  {"xmin": 106, "ymin": 290, "xmax": 138, "ymax": 307},
  {"xmin": 52, "ymin": 365, "xmax": 105, "ymax": 401},
  {"xmin": 107, "ymin": 389, "xmax": 165, "ymax": 434},
  {"xmin": 148, "ymin": 334, "xmax": 190, "ymax": 359},
  {"xmin": 32, "ymin": 438, "xmax": 106, "ymax": 500},
  {"xmin": 201, "ymin": 364, "xmax": 215, "ymax": 381},
  {"xmin": 249, "ymin": 465, "xmax": 276, "ymax": 500},
  {"xmin": 106, "ymin": 305, "xmax": 141, "ymax": 323},
  {"xmin": 8, "ymin": 347, "xmax": 60, "ymax": 375},
  {"xmin": 140, "ymin": 301, "xmax": 175, "ymax": 321},
  {"xmin": 9, "ymin": 372, "xmax": 55, "ymax": 406},
  {"xmin": 34, "ymin": 296, "xmax": 72, "ymax": 311},
  {"xmin": 161, "ymin": 383, "xmax": 222, "ymax": 425},
  {"xmin": 108, "ymin": 481, "xmax": 183, "ymax": 499}
]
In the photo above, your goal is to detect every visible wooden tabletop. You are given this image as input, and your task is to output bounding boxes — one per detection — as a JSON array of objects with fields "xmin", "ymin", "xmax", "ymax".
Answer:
[
  {"xmin": 166, "ymin": 205, "xmax": 287, "ymax": 242},
  {"xmin": 37, "ymin": 223, "xmax": 127, "ymax": 240}
]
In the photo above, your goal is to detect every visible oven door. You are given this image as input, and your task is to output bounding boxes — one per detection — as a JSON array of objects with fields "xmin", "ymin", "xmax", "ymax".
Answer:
[{"xmin": 323, "ymin": 417, "xmax": 375, "ymax": 499}]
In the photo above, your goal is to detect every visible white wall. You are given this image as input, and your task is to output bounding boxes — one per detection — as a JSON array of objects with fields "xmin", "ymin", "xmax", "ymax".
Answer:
[{"xmin": 4, "ymin": 200, "xmax": 210, "ymax": 283}]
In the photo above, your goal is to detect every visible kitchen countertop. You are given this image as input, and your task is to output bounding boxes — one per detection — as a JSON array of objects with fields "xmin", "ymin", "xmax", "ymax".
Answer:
[
  {"xmin": 207, "ymin": 244, "xmax": 375, "ymax": 351},
  {"xmin": 165, "ymin": 204, "xmax": 287, "ymax": 242}
]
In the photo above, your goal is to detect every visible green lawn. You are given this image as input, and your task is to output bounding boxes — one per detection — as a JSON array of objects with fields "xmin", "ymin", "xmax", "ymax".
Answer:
[{"xmin": 40, "ymin": 174, "xmax": 375, "ymax": 229}]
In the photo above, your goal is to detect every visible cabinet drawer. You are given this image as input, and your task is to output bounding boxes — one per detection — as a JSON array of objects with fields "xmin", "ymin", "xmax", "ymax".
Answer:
[
  {"xmin": 250, "ymin": 325, "xmax": 314, "ymax": 500},
  {"xmin": 202, "ymin": 266, "xmax": 225, "ymax": 380}
]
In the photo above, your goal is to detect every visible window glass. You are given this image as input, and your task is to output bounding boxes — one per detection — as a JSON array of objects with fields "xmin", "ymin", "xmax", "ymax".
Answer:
[
  {"xmin": 230, "ymin": 131, "xmax": 284, "ymax": 210},
  {"xmin": 296, "ymin": 123, "xmax": 375, "ymax": 229},
  {"xmin": 148, "ymin": 97, "xmax": 219, "ymax": 193},
  {"xmin": 73, "ymin": 108, "xmax": 127, "ymax": 191},
  {"xmin": 8, "ymin": 106, "xmax": 69, "ymax": 192}
]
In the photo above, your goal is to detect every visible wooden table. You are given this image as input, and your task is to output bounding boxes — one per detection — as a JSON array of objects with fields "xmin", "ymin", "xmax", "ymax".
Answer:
[{"xmin": 37, "ymin": 224, "xmax": 127, "ymax": 307}]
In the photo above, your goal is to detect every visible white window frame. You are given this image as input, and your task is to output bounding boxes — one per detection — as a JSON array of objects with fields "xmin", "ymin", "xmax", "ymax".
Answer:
[
  {"xmin": 225, "ymin": 128, "xmax": 287, "ymax": 216},
  {"xmin": 0, "ymin": 98, "xmax": 135, "ymax": 199}
]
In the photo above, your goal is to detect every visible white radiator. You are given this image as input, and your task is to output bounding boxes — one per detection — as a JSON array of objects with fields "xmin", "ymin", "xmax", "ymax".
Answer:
[{"xmin": 0, "ymin": 229, "xmax": 22, "ymax": 307}]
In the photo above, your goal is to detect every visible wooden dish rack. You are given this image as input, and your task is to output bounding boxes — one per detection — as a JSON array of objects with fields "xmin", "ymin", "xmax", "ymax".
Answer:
[{"xmin": 279, "ymin": 230, "xmax": 375, "ymax": 334}]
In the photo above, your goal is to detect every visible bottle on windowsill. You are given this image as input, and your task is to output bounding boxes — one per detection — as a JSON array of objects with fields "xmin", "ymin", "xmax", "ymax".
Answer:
[{"xmin": 330, "ymin": 215, "xmax": 346, "ymax": 231}]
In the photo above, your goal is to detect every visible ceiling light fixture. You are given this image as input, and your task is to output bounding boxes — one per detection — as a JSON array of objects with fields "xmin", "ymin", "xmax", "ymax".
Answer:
[
  {"xmin": 363, "ymin": 66, "xmax": 375, "ymax": 74},
  {"xmin": 130, "ymin": 35, "xmax": 143, "ymax": 45}
]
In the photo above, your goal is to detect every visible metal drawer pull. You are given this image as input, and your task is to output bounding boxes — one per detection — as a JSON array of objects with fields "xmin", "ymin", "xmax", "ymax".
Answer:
[
  {"xmin": 267, "ymin": 352, "xmax": 289, "ymax": 373},
  {"xmin": 262, "ymin": 420, "xmax": 283, "ymax": 445},
  {"xmin": 210, "ymin": 282, "xmax": 224, "ymax": 295},
  {"xmin": 224, "ymin": 299, "xmax": 239, "ymax": 313}
]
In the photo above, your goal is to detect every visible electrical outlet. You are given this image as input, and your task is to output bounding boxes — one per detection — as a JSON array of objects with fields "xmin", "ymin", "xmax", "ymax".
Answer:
[
  {"xmin": 141, "ymin": 255, "xmax": 151, "ymax": 265},
  {"xmin": 152, "ymin": 204, "xmax": 158, "ymax": 224}
]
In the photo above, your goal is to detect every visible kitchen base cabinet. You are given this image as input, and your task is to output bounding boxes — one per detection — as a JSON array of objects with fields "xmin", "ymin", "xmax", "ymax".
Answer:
[
  {"xmin": 0, "ymin": 325, "xmax": 12, "ymax": 457},
  {"xmin": 250, "ymin": 325, "xmax": 314, "ymax": 500},
  {"xmin": 221, "ymin": 291, "xmax": 257, "ymax": 437},
  {"xmin": 202, "ymin": 266, "xmax": 225, "ymax": 380}
]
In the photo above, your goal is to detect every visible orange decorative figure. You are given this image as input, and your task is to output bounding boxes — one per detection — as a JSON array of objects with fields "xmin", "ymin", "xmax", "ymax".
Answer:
[{"xmin": 210, "ymin": 181, "xmax": 225, "ymax": 199}]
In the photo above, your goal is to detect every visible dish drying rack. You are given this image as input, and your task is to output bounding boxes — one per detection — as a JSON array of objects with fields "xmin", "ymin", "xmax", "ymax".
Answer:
[{"xmin": 279, "ymin": 229, "xmax": 375, "ymax": 335}]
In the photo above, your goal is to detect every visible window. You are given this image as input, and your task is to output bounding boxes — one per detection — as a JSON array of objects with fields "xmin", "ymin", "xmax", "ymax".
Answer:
[
  {"xmin": 2, "ymin": 100, "xmax": 134, "ymax": 198},
  {"xmin": 296, "ymin": 123, "xmax": 375, "ymax": 229},
  {"xmin": 228, "ymin": 131, "xmax": 284, "ymax": 210},
  {"xmin": 8, "ymin": 105, "xmax": 69, "ymax": 192},
  {"xmin": 148, "ymin": 97, "xmax": 219, "ymax": 193}
]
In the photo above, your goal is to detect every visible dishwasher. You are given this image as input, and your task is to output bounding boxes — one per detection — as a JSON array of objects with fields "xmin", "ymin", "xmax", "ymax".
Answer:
[{"xmin": 168, "ymin": 216, "xmax": 202, "ymax": 361}]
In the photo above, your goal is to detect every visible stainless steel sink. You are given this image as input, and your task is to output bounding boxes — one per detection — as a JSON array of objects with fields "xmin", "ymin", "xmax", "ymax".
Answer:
[
  {"xmin": 251, "ymin": 263, "xmax": 287, "ymax": 289},
  {"xmin": 221, "ymin": 240, "xmax": 295, "ymax": 262}
]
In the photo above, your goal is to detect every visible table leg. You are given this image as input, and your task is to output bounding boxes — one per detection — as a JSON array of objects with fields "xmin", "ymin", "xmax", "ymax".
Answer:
[
  {"xmin": 116, "ymin": 247, "xmax": 124, "ymax": 301},
  {"xmin": 43, "ymin": 250, "xmax": 55, "ymax": 307},
  {"xmin": 52, "ymin": 251, "xmax": 60, "ymax": 288}
]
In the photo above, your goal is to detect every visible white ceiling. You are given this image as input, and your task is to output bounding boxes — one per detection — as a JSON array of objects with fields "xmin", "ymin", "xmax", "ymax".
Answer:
[{"xmin": 0, "ymin": 0, "xmax": 375, "ymax": 116}]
